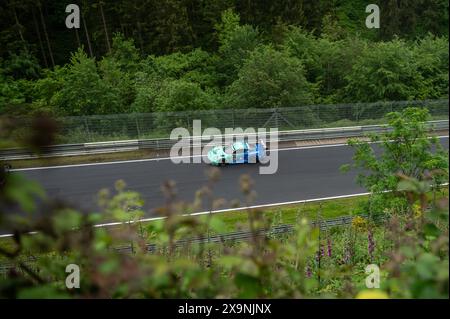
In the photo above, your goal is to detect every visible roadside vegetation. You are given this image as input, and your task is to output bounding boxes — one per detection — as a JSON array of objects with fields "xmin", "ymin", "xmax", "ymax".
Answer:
[
  {"xmin": 0, "ymin": 0, "xmax": 448, "ymax": 299},
  {"xmin": 1, "ymin": 7, "xmax": 448, "ymax": 117},
  {"xmin": 0, "ymin": 107, "xmax": 448, "ymax": 298}
]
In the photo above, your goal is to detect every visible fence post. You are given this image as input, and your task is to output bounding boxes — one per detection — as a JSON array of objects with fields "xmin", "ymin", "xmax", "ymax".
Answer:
[
  {"xmin": 275, "ymin": 109, "xmax": 279, "ymax": 129},
  {"xmin": 84, "ymin": 117, "xmax": 92, "ymax": 142},
  {"xmin": 232, "ymin": 109, "xmax": 235, "ymax": 128},
  {"xmin": 135, "ymin": 117, "xmax": 141, "ymax": 139},
  {"xmin": 355, "ymin": 104, "xmax": 359, "ymax": 123},
  {"xmin": 187, "ymin": 114, "xmax": 191, "ymax": 133}
]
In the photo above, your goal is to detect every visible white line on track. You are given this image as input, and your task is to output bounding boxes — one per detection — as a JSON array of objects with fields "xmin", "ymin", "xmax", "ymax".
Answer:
[
  {"xmin": 93, "ymin": 183, "xmax": 447, "ymax": 228},
  {"xmin": 2, "ymin": 183, "xmax": 448, "ymax": 238},
  {"xmin": 0, "ymin": 191, "xmax": 372, "ymax": 238},
  {"xmin": 11, "ymin": 135, "xmax": 449, "ymax": 172}
]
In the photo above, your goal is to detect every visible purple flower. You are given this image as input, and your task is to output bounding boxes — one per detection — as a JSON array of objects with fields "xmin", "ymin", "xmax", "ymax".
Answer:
[
  {"xmin": 327, "ymin": 238, "xmax": 332, "ymax": 257},
  {"xmin": 315, "ymin": 243, "xmax": 325, "ymax": 262},
  {"xmin": 305, "ymin": 265, "xmax": 312, "ymax": 278}
]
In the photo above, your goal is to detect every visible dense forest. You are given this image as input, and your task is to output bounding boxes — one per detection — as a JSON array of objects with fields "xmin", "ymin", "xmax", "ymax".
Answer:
[{"xmin": 0, "ymin": 0, "xmax": 448, "ymax": 116}]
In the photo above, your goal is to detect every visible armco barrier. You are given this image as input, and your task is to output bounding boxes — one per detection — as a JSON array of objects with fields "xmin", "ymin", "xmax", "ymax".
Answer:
[
  {"xmin": 0, "ymin": 120, "xmax": 448, "ymax": 161},
  {"xmin": 0, "ymin": 213, "xmax": 381, "ymax": 275}
]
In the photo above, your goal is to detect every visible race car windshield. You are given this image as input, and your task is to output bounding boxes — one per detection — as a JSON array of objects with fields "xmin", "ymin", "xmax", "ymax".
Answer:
[
  {"xmin": 223, "ymin": 145, "xmax": 234, "ymax": 155},
  {"xmin": 224, "ymin": 143, "xmax": 244, "ymax": 154}
]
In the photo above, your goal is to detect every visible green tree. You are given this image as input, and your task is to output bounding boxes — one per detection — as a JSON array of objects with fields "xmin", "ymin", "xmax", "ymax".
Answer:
[
  {"xmin": 52, "ymin": 48, "xmax": 120, "ymax": 115},
  {"xmin": 1, "ymin": 50, "xmax": 41, "ymax": 80},
  {"xmin": 284, "ymin": 27, "xmax": 366, "ymax": 103},
  {"xmin": 151, "ymin": 48, "xmax": 219, "ymax": 89},
  {"xmin": 107, "ymin": 33, "xmax": 140, "ymax": 73},
  {"xmin": 342, "ymin": 107, "xmax": 448, "ymax": 214},
  {"xmin": 378, "ymin": 0, "xmax": 449, "ymax": 40},
  {"xmin": 130, "ymin": 69, "xmax": 162, "ymax": 113},
  {"xmin": 0, "ymin": 75, "xmax": 35, "ymax": 115},
  {"xmin": 131, "ymin": 50, "xmax": 221, "ymax": 113},
  {"xmin": 412, "ymin": 35, "xmax": 449, "ymax": 99},
  {"xmin": 225, "ymin": 45, "xmax": 313, "ymax": 109},
  {"xmin": 30, "ymin": 66, "xmax": 66, "ymax": 115},
  {"xmin": 344, "ymin": 39, "xmax": 426, "ymax": 102},
  {"xmin": 154, "ymin": 79, "xmax": 218, "ymax": 112},
  {"xmin": 98, "ymin": 56, "xmax": 134, "ymax": 113},
  {"xmin": 215, "ymin": 9, "xmax": 261, "ymax": 86}
]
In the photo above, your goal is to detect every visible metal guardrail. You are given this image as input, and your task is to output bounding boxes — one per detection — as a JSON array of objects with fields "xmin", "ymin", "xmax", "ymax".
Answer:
[
  {"xmin": 0, "ymin": 213, "xmax": 383, "ymax": 275},
  {"xmin": 115, "ymin": 213, "xmax": 386, "ymax": 254},
  {"xmin": 115, "ymin": 215, "xmax": 361, "ymax": 254},
  {"xmin": 1, "ymin": 120, "xmax": 448, "ymax": 161}
]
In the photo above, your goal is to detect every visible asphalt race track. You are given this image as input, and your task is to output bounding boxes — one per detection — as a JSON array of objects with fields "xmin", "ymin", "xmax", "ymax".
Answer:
[{"xmin": 14, "ymin": 136, "xmax": 450, "ymax": 221}]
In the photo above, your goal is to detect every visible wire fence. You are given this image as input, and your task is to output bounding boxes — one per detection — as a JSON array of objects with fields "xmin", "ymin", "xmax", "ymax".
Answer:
[
  {"xmin": 10, "ymin": 99, "xmax": 450, "ymax": 144},
  {"xmin": 0, "ymin": 213, "xmax": 384, "ymax": 276}
]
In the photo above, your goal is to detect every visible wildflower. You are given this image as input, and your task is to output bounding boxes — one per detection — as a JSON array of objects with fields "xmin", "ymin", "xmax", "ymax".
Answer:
[
  {"xmin": 315, "ymin": 243, "xmax": 325, "ymax": 262},
  {"xmin": 412, "ymin": 203, "xmax": 422, "ymax": 220},
  {"xmin": 327, "ymin": 238, "xmax": 332, "ymax": 257},
  {"xmin": 305, "ymin": 264, "xmax": 312, "ymax": 278},
  {"xmin": 352, "ymin": 216, "xmax": 368, "ymax": 232},
  {"xmin": 343, "ymin": 242, "xmax": 353, "ymax": 264}
]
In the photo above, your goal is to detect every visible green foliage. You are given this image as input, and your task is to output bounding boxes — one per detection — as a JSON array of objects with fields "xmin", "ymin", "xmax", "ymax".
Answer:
[
  {"xmin": 344, "ymin": 39, "xmax": 426, "ymax": 102},
  {"xmin": 51, "ymin": 49, "xmax": 112, "ymax": 115},
  {"xmin": 2, "ymin": 0, "xmax": 448, "ymax": 68},
  {"xmin": 1, "ymin": 168, "xmax": 447, "ymax": 298},
  {"xmin": 378, "ymin": 0, "xmax": 449, "ymax": 40},
  {"xmin": 108, "ymin": 33, "xmax": 140, "ymax": 73},
  {"xmin": 380, "ymin": 174, "xmax": 449, "ymax": 298},
  {"xmin": 98, "ymin": 55, "xmax": 135, "ymax": 113},
  {"xmin": 130, "ymin": 72, "xmax": 161, "ymax": 113},
  {"xmin": 226, "ymin": 45, "xmax": 313, "ymax": 109},
  {"xmin": 0, "ymin": 76, "xmax": 34, "ymax": 114},
  {"xmin": 0, "ymin": 8, "xmax": 448, "ymax": 117},
  {"xmin": 151, "ymin": 49, "xmax": 218, "ymax": 88},
  {"xmin": 154, "ymin": 79, "xmax": 218, "ymax": 112},
  {"xmin": 1, "ymin": 50, "xmax": 41, "ymax": 80},
  {"xmin": 412, "ymin": 35, "xmax": 449, "ymax": 99},
  {"xmin": 30, "ymin": 67, "xmax": 67, "ymax": 115},
  {"xmin": 0, "ymin": 133, "xmax": 448, "ymax": 298},
  {"xmin": 284, "ymin": 27, "xmax": 367, "ymax": 103},
  {"xmin": 215, "ymin": 9, "xmax": 262, "ymax": 86},
  {"xmin": 344, "ymin": 107, "xmax": 449, "ymax": 213}
]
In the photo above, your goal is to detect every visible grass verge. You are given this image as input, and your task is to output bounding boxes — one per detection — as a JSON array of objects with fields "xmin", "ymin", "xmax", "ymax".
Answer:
[
  {"xmin": 3, "ymin": 148, "xmax": 171, "ymax": 169},
  {"xmin": 1, "ymin": 186, "xmax": 447, "ymax": 262}
]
